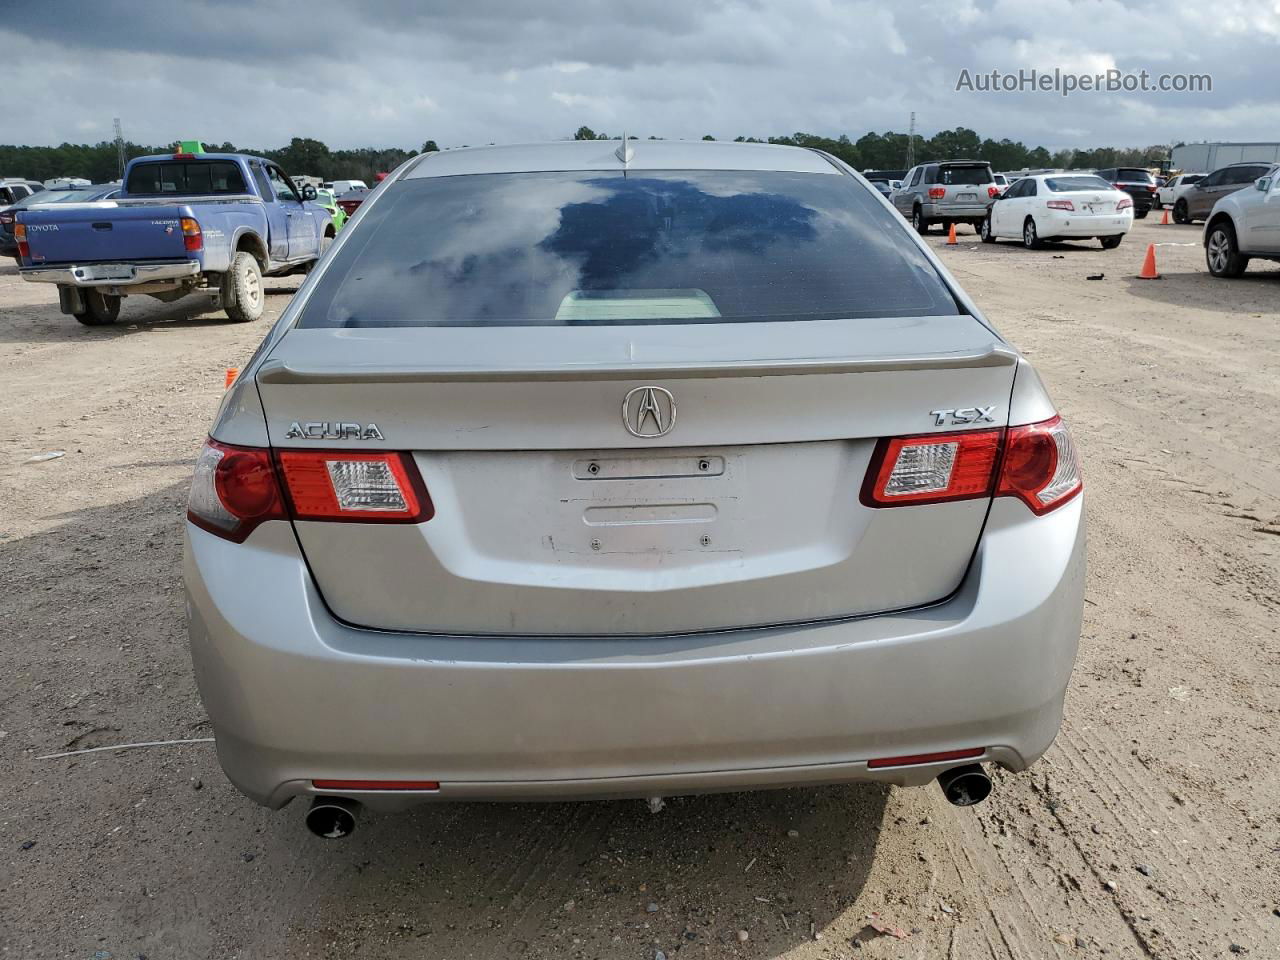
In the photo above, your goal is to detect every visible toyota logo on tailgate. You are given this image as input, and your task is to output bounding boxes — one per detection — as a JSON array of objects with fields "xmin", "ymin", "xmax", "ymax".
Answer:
[{"xmin": 622, "ymin": 386, "xmax": 676, "ymax": 438}]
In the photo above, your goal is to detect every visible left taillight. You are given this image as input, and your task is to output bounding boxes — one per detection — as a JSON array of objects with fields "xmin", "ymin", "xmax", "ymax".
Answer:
[
  {"xmin": 188, "ymin": 439, "xmax": 434, "ymax": 542},
  {"xmin": 180, "ymin": 217, "xmax": 202, "ymax": 251},
  {"xmin": 1046, "ymin": 199, "xmax": 1074, "ymax": 211},
  {"xmin": 188, "ymin": 440, "xmax": 286, "ymax": 543},
  {"xmin": 14, "ymin": 222, "xmax": 28, "ymax": 259}
]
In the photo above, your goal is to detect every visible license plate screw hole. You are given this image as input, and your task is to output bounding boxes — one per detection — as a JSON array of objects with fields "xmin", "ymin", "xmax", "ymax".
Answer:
[
  {"xmin": 590, "ymin": 538, "xmax": 602, "ymax": 551},
  {"xmin": 698, "ymin": 459, "xmax": 710, "ymax": 472},
  {"xmin": 587, "ymin": 462, "xmax": 600, "ymax": 475}
]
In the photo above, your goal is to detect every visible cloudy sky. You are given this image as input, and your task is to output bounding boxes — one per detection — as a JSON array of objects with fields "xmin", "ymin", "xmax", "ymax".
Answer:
[{"xmin": 5, "ymin": 0, "xmax": 1279, "ymax": 151}]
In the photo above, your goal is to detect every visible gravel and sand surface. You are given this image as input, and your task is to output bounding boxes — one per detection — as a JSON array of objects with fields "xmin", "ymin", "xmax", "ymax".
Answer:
[{"xmin": 2, "ymin": 217, "xmax": 1277, "ymax": 958}]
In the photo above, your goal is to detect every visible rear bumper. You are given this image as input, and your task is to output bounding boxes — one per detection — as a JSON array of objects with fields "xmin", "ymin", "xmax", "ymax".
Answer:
[
  {"xmin": 20, "ymin": 259, "xmax": 200, "ymax": 286},
  {"xmin": 185, "ymin": 496, "xmax": 1085, "ymax": 810},
  {"xmin": 1039, "ymin": 210, "xmax": 1134, "ymax": 238},
  {"xmin": 922, "ymin": 202, "xmax": 991, "ymax": 220}
]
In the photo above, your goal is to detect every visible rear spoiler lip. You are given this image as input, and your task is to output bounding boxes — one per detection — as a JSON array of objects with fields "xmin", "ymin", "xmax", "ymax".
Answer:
[{"xmin": 256, "ymin": 344, "xmax": 1019, "ymax": 384}]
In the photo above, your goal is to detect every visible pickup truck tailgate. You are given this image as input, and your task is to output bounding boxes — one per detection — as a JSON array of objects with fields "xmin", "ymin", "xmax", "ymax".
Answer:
[{"xmin": 20, "ymin": 204, "xmax": 190, "ymax": 264}]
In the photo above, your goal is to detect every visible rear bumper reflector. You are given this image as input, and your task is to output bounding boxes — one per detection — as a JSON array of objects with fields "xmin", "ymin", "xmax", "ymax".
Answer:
[
  {"xmin": 312, "ymin": 779, "xmax": 440, "ymax": 791},
  {"xmin": 866, "ymin": 747, "xmax": 985, "ymax": 769}
]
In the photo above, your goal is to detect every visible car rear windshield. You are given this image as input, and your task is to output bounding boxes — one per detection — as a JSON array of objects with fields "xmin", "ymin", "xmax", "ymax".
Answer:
[
  {"xmin": 939, "ymin": 165, "xmax": 993, "ymax": 185},
  {"xmin": 1115, "ymin": 168, "xmax": 1155, "ymax": 183},
  {"xmin": 1044, "ymin": 176, "xmax": 1113, "ymax": 192},
  {"xmin": 125, "ymin": 160, "xmax": 248, "ymax": 196},
  {"xmin": 298, "ymin": 170, "xmax": 961, "ymax": 328}
]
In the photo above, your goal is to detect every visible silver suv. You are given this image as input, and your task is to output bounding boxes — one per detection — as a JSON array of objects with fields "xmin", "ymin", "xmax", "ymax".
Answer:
[
  {"xmin": 1175, "ymin": 162, "xmax": 1275, "ymax": 224},
  {"xmin": 893, "ymin": 160, "xmax": 998, "ymax": 233},
  {"xmin": 1203, "ymin": 164, "xmax": 1280, "ymax": 277}
]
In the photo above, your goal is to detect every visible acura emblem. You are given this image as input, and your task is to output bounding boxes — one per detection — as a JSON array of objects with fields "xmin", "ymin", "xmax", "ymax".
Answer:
[{"xmin": 622, "ymin": 386, "xmax": 676, "ymax": 438}]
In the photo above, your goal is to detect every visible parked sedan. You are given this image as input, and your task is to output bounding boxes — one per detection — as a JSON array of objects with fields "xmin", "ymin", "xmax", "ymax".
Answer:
[
  {"xmin": 1175, "ymin": 162, "xmax": 1276, "ymax": 224},
  {"xmin": 186, "ymin": 139, "xmax": 1084, "ymax": 838},
  {"xmin": 1203, "ymin": 164, "xmax": 1280, "ymax": 277},
  {"xmin": 0, "ymin": 184, "xmax": 119, "ymax": 260},
  {"xmin": 982, "ymin": 173, "xmax": 1133, "ymax": 248}
]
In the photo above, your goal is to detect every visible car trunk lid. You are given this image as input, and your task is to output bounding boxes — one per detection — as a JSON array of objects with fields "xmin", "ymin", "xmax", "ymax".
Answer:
[{"xmin": 255, "ymin": 316, "xmax": 1018, "ymax": 636}]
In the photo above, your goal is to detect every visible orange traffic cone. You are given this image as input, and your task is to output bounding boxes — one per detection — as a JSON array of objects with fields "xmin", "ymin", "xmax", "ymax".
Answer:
[
  {"xmin": 1160, "ymin": 208, "xmax": 1170, "ymax": 225},
  {"xmin": 1137, "ymin": 244, "xmax": 1160, "ymax": 279},
  {"xmin": 224, "ymin": 367, "xmax": 239, "ymax": 389},
  {"xmin": 946, "ymin": 222, "xmax": 958, "ymax": 245}
]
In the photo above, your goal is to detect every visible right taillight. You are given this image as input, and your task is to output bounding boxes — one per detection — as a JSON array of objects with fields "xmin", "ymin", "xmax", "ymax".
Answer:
[
  {"xmin": 861, "ymin": 416, "xmax": 1081, "ymax": 515},
  {"xmin": 187, "ymin": 439, "xmax": 433, "ymax": 542},
  {"xmin": 996, "ymin": 415, "xmax": 1081, "ymax": 514},
  {"xmin": 927, "ymin": 186, "xmax": 946, "ymax": 199}
]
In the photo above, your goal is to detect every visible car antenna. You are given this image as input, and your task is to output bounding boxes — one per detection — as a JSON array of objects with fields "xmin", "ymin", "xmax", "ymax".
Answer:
[{"xmin": 615, "ymin": 131, "xmax": 634, "ymax": 167}]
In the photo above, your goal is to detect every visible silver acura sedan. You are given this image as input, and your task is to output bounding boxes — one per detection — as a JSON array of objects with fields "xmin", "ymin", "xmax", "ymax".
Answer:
[{"xmin": 185, "ymin": 139, "xmax": 1084, "ymax": 838}]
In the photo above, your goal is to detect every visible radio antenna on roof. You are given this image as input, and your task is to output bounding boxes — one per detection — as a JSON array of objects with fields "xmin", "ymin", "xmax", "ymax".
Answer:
[{"xmin": 615, "ymin": 131, "xmax": 634, "ymax": 166}]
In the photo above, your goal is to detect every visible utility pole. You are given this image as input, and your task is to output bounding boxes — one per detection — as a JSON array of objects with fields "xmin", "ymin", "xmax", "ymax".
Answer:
[
  {"xmin": 905, "ymin": 112, "xmax": 916, "ymax": 169},
  {"xmin": 113, "ymin": 118, "xmax": 127, "ymax": 181}
]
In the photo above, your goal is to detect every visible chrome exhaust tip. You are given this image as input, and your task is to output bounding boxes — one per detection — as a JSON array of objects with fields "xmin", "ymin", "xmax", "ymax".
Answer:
[
  {"xmin": 305, "ymin": 796, "xmax": 360, "ymax": 839},
  {"xmin": 937, "ymin": 764, "xmax": 992, "ymax": 807}
]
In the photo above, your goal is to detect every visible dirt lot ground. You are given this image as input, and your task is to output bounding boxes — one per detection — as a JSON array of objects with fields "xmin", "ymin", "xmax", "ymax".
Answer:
[{"xmin": 2, "ymin": 217, "xmax": 1278, "ymax": 960}]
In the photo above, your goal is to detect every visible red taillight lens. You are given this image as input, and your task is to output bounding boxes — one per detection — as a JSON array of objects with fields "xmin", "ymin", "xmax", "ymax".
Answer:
[
  {"xmin": 996, "ymin": 416, "xmax": 1082, "ymax": 514},
  {"xmin": 867, "ymin": 747, "xmax": 985, "ymax": 769},
  {"xmin": 180, "ymin": 217, "xmax": 202, "ymax": 252},
  {"xmin": 927, "ymin": 186, "xmax": 946, "ymax": 199},
  {"xmin": 1046, "ymin": 199, "xmax": 1074, "ymax": 211},
  {"xmin": 1116, "ymin": 196, "xmax": 1133, "ymax": 211},
  {"xmin": 987, "ymin": 185, "xmax": 1000, "ymax": 198},
  {"xmin": 861, "ymin": 429, "xmax": 1002, "ymax": 507},
  {"xmin": 312, "ymin": 779, "xmax": 440, "ymax": 791},
  {"xmin": 15, "ymin": 222, "xmax": 28, "ymax": 258},
  {"xmin": 276, "ymin": 451, "xmax": 433, "ymax": 522},
  {"xmin": 187, "ymin": 440, "xmax": 286, "ymax": 543}
]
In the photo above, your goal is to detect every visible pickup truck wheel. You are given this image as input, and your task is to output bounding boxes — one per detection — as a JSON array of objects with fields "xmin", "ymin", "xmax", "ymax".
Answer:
[
  {"xmin": 74, "ymin": 290, "xmax": 121, "ymax": 326},
  {"xmin": 223, "ymin": 251, "xmax": 264, "ymax": 323}
]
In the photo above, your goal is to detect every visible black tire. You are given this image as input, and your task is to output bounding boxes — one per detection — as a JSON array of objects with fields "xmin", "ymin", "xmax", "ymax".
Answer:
[
  {"xmin": 222, "ymin": 250, "xmax": 264, "ymax": 323},
  {"xmin": 1134, "ymin": 208, "xmax": 1148, "ymax": 220},
  {"xmin": 1100, "ymin": 235, "xmax": 1124, "ymax": 250},
  {"xmin": 912, "ymin": 206, "xmax": 930, "ymax": 234},
  {"xmin": 1173, "ymin": 199, "xmax": 1189, "ymax": 225},
  {"xmin": 1022, "ymin": 217, "xmax": 1041, "ymax": 249},
  {"xmin": 980, "ymin": 215, "xmax": 996, "ymax": 244},
  {"xmin": 1205, "ymin": 221, "xmax": 1249, "ymax": 278},
  {"xmin": 73, "ymin": 290, "xmax": 121, "ymax": 326}
]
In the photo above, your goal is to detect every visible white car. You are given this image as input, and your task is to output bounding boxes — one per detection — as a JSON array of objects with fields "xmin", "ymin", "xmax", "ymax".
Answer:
[
  {"xmin": 1155, "ymin": 173, "xmax": 1204, "ymax": 209},
  {"xmin": 329, "ymin": 179, "xmax": 368, "ymax": 197},
  {"xmin": 981, "ymin": 173, "xmax": 1133, "ymax": 249}
]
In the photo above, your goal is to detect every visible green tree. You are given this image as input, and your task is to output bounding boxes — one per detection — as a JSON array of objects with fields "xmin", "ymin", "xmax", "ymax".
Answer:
[{"xmin": 421, "ymin": 140, "xmax": 439, "ymax": 153}]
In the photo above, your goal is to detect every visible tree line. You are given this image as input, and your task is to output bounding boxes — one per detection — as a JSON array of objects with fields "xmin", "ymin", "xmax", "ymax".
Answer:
[
  {"xmin": 573, "ymin": 126, "xmax": 1171, "ymax": 173},
  {"xmin": 0, "ymin": 127, "xmax": 1170, "ymax": 184}
]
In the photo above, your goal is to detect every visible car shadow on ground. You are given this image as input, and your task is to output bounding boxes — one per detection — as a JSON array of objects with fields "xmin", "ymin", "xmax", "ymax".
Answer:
[
  {"xmin": 1121, "ymin": 262, "xmax": 1280, "ymax": 310},
  {"xmin": 5, "ymin": 481, "xmax": 895, "ymax": 959}
]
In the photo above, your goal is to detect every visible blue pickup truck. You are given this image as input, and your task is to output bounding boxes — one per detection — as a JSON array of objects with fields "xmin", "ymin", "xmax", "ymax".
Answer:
[{"xmin": 16, "ymin": 145, "xmax": 335, "ymax": 325}]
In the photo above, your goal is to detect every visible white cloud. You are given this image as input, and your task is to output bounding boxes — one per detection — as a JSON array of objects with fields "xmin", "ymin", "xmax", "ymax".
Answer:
[{"xmin": 1, "ymin": 0, "xmax": 1275, "ymax": 152}]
